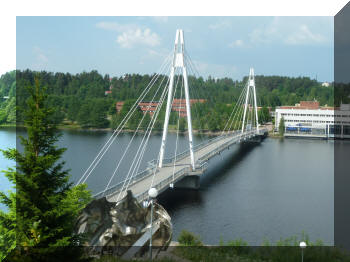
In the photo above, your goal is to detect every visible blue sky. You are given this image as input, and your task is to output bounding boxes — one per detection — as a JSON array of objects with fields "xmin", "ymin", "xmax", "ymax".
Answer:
[{"xmin": 16, "ymin": 16, "xmax": 334, "ymax": 82}]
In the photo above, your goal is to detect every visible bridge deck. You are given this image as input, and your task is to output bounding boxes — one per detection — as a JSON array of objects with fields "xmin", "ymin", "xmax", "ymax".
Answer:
[{"xmin": 100, "ymin": 129, "xmax": 266, "ymax": 203}]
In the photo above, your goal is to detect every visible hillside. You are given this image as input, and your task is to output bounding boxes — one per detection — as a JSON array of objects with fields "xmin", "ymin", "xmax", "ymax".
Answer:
[{"xmin": 0, "ymin": 70, "xmax": 334, "ymax": 130}]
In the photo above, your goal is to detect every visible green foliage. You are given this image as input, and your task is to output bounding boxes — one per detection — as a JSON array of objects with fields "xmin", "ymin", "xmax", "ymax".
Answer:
[
  {"xmin": 177, "ymin": 230, "xmax": 202, "ymax": 246},
  {"xmin": 93, "ymin": 256, "xmax": 176, "ymax": 262},
  {"xmin": 174, "ymin": 231, "xmax": 350, "ymax": 262},
  {"xmin": 178, "ymin": 118, "xmax": 186, "ymax": 132},
  {"xmin": 0, "ymin": 109, "xmax": 7, "ymax": 124},
  {"xmin": 9, "ymin": 69, "xmax": 336, "ymax": 131},
  {"xmin": 77, "ymin": 99, "xmax": 110, "ymax": 128},
  {"xmin": 258, "ymin": 106, "xmax": 271, "ymax": 124},
  {"xmin": 0, "ymin": 187, "xmax": 16, "ymax": 261},
  {"xmin": 0, "ymin": 71, "xmax": 16, "ymax": 125},
  {"xmin": 279, "ymin": 117, "xmax": 285, "ymax": 136},
  {"xmin": 0, "ymin": 78, "xmax": 92, "ymax": 261}
]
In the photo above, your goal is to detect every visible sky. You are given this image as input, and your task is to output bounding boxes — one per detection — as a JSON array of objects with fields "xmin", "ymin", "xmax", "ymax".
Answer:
[{"xmin": 16, "ymin": 16, "xmax": 334, "ymax": 82}]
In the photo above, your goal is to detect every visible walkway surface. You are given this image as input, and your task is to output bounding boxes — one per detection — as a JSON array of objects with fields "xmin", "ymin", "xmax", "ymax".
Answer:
[{"xmin": 105, "ymin": 129, "xmax": 264, "ymax": 203}]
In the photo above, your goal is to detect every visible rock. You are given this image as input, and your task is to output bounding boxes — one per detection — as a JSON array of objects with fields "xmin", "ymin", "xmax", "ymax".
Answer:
[{"xmin": 75, "ymin": 190, "xmax": 172, "ymax": 258}]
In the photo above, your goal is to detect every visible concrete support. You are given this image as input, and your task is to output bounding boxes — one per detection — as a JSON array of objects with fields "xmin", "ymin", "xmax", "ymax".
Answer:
[
  {"xmin": 241, "ymin": 81, "xmax": 250, "ymax": 134},
  {"xmin": 251, "ymin": 68, "xmax": 259, "ymax": 133},
  {"xmin": 174, "ymin": 175, "xmax": 200, "ymax": 189},
  {"xmin": 242, "ymin": 68, "xmax": 259, "ymax": 134},
  {"xmin": 158, "ymin": 29, "xmax": 195, "ymax": 170}
]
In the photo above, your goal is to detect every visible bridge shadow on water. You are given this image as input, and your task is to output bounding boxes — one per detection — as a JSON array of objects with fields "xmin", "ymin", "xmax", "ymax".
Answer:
[
  {"xmin": 157, "ymin": 141, "xmax": 261, "ymax": 212},
  {"xmin": 200, "ymin": 141, "xmax": 261, "ymax": 187}
]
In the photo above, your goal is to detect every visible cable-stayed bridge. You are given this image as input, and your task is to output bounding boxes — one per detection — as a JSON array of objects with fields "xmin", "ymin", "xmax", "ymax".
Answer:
[{"xmin": 76, "ymin": 29, "xmax": 268, "ymax": 205}]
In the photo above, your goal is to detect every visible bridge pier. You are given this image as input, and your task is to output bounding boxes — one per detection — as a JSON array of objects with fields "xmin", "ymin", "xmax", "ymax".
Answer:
[{"xmin": 174, "ymin": 173, "xmax": 201, "ymax": 189}]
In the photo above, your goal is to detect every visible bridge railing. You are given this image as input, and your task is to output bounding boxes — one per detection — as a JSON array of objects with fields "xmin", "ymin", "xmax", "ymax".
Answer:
[
  {"xmin": 147, "ymin": 133, "xmax": 235, "ymax": 168},
  {"xmin": 93, "ymin": 128, "xmax": 264, "ymax": 200},
  {"xmin": 196, "ymin": 129, "xmax": 256, "ymax": 162},
  {"xmin": 93, "ymin": 165, "xmax": 157, "ymax": 199},
  {"xmin": 135, "ymin": 159, "xmax": 209, "ymax": 203}
]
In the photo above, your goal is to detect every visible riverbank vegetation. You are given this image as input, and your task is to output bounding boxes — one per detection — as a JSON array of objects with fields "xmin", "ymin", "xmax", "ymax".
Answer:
[
  {"xmin": 0, "ymin": 71, "xmax": 16, "ymax": 125},
  {"xmin": 0, "ymin": 70, "xmax": 334, "ymax": 131},
  {"xmin": 92, "ymin": 230, "xmax": 350, "ymax": 262},
  {"xmin": 173, "ymin": 230, "xmax": 349, "ymax": 262}
]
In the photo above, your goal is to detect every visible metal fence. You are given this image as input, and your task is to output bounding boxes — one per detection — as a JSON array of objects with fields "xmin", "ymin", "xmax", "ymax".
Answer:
[{"xmin": 93, "ymin": 128, "xmax": 264, "ymax": 200}]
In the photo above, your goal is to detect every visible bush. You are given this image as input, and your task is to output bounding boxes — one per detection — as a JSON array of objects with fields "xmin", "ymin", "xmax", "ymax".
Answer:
[{"xmin": 177, "ymin": 230, "xmax": 202, "ymax": 246}]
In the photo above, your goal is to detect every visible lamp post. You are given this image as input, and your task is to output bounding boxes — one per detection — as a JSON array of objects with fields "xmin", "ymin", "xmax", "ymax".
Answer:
[
  {"xmin": 148, "ymin": 187, "xmax": 158, "ymax": 260},
  {"xmin": 300, "ymin": 241, "xmax": 307, "ymax": 262}
]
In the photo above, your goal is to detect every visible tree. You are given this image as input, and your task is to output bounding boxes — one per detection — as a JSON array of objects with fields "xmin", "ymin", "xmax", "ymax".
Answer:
[
  {"xmin": 77, "ymin": 102, "xmax": 91, "ymax": 128},
  {"xmin": 179, "ymin": 117, "xmax": 187, "ymax": 132},
  {"xmin": 12, "ymin": 69, "xmax": 336, "ymax": 131},
  {"xmin": 178, "ymin": 230, "xmax": 202, "ymax": 246},
  {"xmin": 0, "ymin": 78, "xmax": 91, "ymax": 261},
  {"xmin": 258, "ymin": 106, "xmax": 271, "ymax": 124},
  {"xmin": 0, "ymin": 109, "xmax": 7, "ymax": 124},
  {"xmin": 279, "ymin": 117, "xmax": 285, "ymax": 136}
]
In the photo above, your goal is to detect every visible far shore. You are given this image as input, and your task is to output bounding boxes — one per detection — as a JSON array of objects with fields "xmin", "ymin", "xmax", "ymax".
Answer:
[
  {"xmin": 0, "ymin": 123, "xmax": 228, "ymax": 136},
  {"xmin": 1, "ymin": 123, "xmax": 275, "ymax": 138}
]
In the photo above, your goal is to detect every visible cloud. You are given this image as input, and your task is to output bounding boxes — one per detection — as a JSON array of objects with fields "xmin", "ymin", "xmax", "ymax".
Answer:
[
  {"xmin": 285, "ymin": 24, "xmax": 327, "ymax": 45},
  {"xmin": 96, "ymin": 21, "xmax": 130, "ymax": 31},
  {"xmin": 248, "ymin": 17, "xmax": 329, "ymax": 46},
  {"xmin": 152, "ymin": 16, "xmax": 168, "ymax": 23},
  {"xmin": 209, "ymin": 20, "xmax": 231, "ymax": 30},
  {"xmin": 32, "ymin": 46, "xmax": 48, "ymax": 69},
  {"xmin": 96, "ymin": 22, "xmax": 161, "ymax": 49},
  {"xmin": 147, "ymin": 49, "xmax": 168, "ymax": 57},
  {"xmin": 116, "ymin": 28, "xmax": 160, "ymax": 48},
  {"xmin": 229, "ymin": 39, "xmax": 244, "ymax": 48},
  {"xmin": 191, "ymin": 60, "xmax": 238, "ymax": 78}
]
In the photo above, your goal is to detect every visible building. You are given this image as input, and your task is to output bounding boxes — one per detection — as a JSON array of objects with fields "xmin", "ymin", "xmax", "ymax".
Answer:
[
  {"xmin": 138, "ymin": 102, "xmax": 159, "ymax": 116},
  {"xmin": 275, "ymin": 100, "xmax": 350, "ymax": 139},
  {"xmin": 115, "ymin": 99, "xmax": 206, "ymax": 117},
  {"xmin": 105, "ymin": 77, "xmax": 113, "ymax": 95},
  {"xmin": 171, "ymin": 99, "xmax": 206, "ymax": 117}
]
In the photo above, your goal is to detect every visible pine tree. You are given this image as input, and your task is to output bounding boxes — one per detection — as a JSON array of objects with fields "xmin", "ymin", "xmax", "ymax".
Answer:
[{"xmin": 0, "ymin": 78, "xmax": 91, "ymax": 261}]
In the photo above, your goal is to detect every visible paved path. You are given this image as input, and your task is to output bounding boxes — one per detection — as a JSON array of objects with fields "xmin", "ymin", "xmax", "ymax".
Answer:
[{"xmin": 106, "ymin": 130, "xmax": 261, "ymax": 203}]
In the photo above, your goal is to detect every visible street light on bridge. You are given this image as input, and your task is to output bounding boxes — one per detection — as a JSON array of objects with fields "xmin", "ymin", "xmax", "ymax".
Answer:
[{"xmin": 148, "ymin": 187, "xmax": 158, "ymax": 260}]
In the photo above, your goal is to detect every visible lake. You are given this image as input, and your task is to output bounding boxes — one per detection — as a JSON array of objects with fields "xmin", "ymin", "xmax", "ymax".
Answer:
[{"xmin": 0, "ymin": 127, "xmax": 337, "ymax": 245}]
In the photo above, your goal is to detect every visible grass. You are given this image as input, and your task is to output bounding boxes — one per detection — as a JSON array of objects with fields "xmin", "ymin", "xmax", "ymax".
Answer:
[
  {"xmin": 93, "ymin": 256, "xmax": 177, "ymax": 262},
  {"xmin": 173, "ymin": 230, "xmax": 350, "ymax": 262}
]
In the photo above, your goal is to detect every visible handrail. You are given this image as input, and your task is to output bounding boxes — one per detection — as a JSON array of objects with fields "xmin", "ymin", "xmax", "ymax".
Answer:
[{"xmin": 93, "ymin": 128, "xmax": 266, "ymax": 200}]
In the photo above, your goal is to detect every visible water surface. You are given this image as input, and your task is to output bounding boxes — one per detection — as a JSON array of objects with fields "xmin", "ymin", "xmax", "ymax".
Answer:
[{"xmin": 0, "ymin": 128, "xmax": 336, "ymax": 245}]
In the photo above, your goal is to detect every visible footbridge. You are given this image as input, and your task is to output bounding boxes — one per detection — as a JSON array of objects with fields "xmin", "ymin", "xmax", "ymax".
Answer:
[
  {"xmin": 94, "ymin": 128, "xmax": 267, "ymax": 202},
  {"xmin": 77, "ymin": 29, "xmax": 268, "ymax": 205}
]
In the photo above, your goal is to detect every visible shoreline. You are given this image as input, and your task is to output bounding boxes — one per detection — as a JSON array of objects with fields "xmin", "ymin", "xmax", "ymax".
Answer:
[
  {"xmin": 1, "ymin": 123, "xmax": 277, "ymax": 138},
  {"xmin": 0, "ymin": 124, "xmax": 228, "ymax": 136}
]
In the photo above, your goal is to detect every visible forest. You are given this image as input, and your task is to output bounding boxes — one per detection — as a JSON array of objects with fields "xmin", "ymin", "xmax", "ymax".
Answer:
[{"xmin": 0, "ymin": 69, "xmax": 335, "ymax": 131}]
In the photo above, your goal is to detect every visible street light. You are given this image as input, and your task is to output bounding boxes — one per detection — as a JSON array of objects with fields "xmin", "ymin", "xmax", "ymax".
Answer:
[
  {"xmin": 148, "ymin": 187, "xmax": 158, "ymax": 260},
  {"xmin": 300, "ymin": 241, "xmax": 307, "ymax": 262}
]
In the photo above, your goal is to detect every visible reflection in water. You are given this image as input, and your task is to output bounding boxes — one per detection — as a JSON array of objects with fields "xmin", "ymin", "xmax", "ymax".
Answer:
[
  {"xmin": 200, "ymin": 142, "xmax": 260, "ymax": 187},
  {"xmin": 0, "ymin": 128, "xmax": 337, "ymax": 245}
]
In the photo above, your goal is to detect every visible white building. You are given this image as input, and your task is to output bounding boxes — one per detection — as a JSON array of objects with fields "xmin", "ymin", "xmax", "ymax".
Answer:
[{"xmin": 275, "ymin": 101, "xmax": 350, "ymax": 139}]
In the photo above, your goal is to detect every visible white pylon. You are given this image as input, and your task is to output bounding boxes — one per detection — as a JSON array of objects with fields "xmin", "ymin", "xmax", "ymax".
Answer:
[
  {"xmin": 251, "ymin": 68, "xmax": 259, "ymax": 133},
  {"xmin": 241, "ymin": 68, "xmax": 259, "ymax": 134},
  {"xmin": 158, "ymin": 29, "xmax": 195, "ymax": 170}
]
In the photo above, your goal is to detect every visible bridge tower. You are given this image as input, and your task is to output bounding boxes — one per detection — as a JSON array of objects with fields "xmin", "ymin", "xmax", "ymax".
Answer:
[
  {"xmin": 241, "ymin": 68, "xmax": 259, "ymax": 134},
  {"xmin": 158, "ymin": 29, "xmax": 195, "ymax": 170}
]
